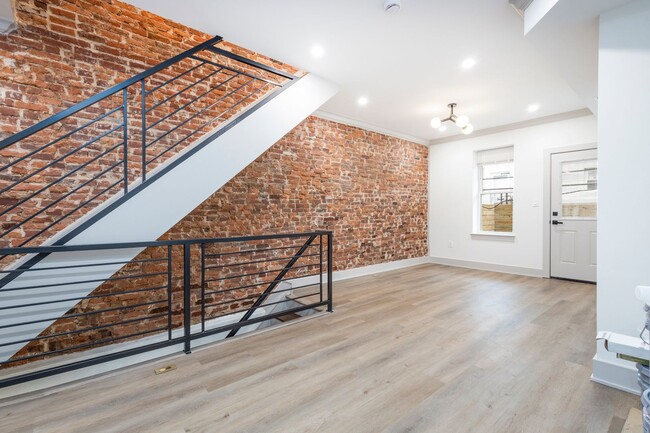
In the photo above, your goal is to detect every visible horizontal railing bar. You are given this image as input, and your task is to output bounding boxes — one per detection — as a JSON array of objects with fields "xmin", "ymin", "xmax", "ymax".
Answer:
[
  {"xmin": 145, "ymin": 76, "xmax": 253, "ymax": 151},
  {"xmin": 203, "ymin": 271, "xmax": 323, "ymax": 296},
  {"xmin": 0, "ymin": 336, "xmax": 185, "ymax": 388},
  {"xmin": 15, "ymin": 178, "xmax": 124, "ymax": 248},
  {"xmin": 0, "ymin": 106, "xmax": 123, "ymax": 173},
  {"xmin": 190, "ymin": 55, "xmax": 284, "ymax": 87},
  {"xmin": 0, "ymin": 36, "xmax": 223, "ymax": 150},
  {"xmin": 203, "ymin": 252, "xmax": 320, "ymax": 270},
  {"xmin": 0, "ymin": 141, "xmax": 124, "ymax": 222},
  {"xmin": 145, "ymin": 66, "xmax": 225, "ymax": 114},
  {"xmin": 0, "ymin": 231, "xmax": 332, "ymax": 255},
  {"xmin": 205, "ymin": 45, "xmax": 298, "ymax": 81},
  {"xmin": 1, "ymin": 326, "xmax": 168, "ymax": 366},
  {"xmin": 146, "ymin": 71, "xmax": 237, "ymax": 130},
  {"xmin": 204, "ymin": 262, "xmax": 319, "ymax": 283},
  {"xmin": 0, "ymin": 285, "xmax": 168, "ymax": 311},
  {"xmin": 145, "ymin": 61, "xmax": 206, "ymax": 96},
  {"xmin": 146, "ymin": 80, "xmax": 269, "ymax": 166},
  {"xmin": 198, "ymin": 302, "xmax": 325, "ymax": 335},
  {"xmin": 0, "ymin": 271, "xmax": 168, "ymax": 293},
  {"xmin": 0, "ymin": 299, "xmax": 167, "ymax": 329},
  {"xmin": 0, "ymin": 256, "xmax": 167, "ymax": 274},
  {"xmin": 204, "ymin": 243, "xmax": 319, "ymax": 259},
  {"xmin": 0, "ymin": 123, "xmax": 124, "ymax": 195},
  {"xmin": 0, "ymin": 313, "xmax": 168, "ymax": 348},
  {"xmin": 203, "ymin": 284, "xmax": 309, "ymax": 309}
]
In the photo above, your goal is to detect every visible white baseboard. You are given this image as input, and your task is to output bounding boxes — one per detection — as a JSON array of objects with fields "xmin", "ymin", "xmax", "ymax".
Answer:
[
  {"xmin": 591, "ymin": 355, "xmax": 640, "ymax": 395},
  {"xmin": 333, "ymin": 256, "xmax": 431, "ymax": 281},
  {"xmin": 428, "ymin": 256, "xmax": 545, "ymax": 278}
]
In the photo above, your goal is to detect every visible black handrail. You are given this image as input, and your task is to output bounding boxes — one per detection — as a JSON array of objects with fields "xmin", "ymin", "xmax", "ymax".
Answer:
[
  {"xmin": 0, "ymin": 35, "xmax": 299, "ymax": 252},
  {"xmin": 0, "ymin": 231, "xmax": 333, "ymax": 389},
  {"xmin": 0, "ymin": 35, "xmax": 300, "ymax": 291},
  {"xmin": 0, "ymin": 36, "xmax": 224, "ymax": 150}
]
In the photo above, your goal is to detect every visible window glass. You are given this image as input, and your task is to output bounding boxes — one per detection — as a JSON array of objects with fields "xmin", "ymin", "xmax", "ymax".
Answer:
[
  {"xmin": 477, "ymin": 147, "xmax": 514, "ymax": 233},
  {"xmin": 561, "ymin": 159, "xmax": 597, "ymax": 218}
]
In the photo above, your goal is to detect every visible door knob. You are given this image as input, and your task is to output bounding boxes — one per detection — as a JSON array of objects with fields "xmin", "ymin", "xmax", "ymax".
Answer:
[{"xmin": 552, "ymin": 220, "xmax": 564, "ymax": 225}]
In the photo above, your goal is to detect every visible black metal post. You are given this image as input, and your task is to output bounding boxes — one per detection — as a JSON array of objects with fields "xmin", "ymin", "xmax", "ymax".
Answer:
[
  {"xmin": 200, "ymin": 243, "xmax": 206, "ymax": 333},
  {"xmin": 327, "ymin": 233, "xmax": 333, "ymax": 312},
  {"xmin": 167, "ymin": 245, "xmax": 173, "ymax": 340},
  {"xmin": 141, "ymin": 79, "xmax": 147, "ymax": 182},
  {"xmin": 122, "ymin": 88, "xmax": 129, "ymax": 194},
  {"xmin": 319, "ymin": 234, "xmax": 323, "ymax": 303},
  {"xmin": 183, "ymin": 243, "xmax": 191, "ymax": 354}
]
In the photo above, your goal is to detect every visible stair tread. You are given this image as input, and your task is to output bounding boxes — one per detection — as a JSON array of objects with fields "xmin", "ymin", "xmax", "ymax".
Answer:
[{"xmin": 276, "ymin": 313, "xmax": 302, "ymax": 322}]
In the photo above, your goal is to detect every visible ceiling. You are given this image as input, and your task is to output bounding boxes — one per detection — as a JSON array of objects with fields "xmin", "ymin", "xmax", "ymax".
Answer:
[
  {"xmin": 523, "ymin": 0, "xmax": 635, "ymax": 115},
  {"xmin": 124, "ymin": 0, "xmax": 591, "ymax": 142}
]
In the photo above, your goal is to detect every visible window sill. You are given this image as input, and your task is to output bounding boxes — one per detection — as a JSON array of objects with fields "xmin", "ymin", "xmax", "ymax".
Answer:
[{"xmin": 471, "ymin": 232, "xmax": 515, "ymax": 241}]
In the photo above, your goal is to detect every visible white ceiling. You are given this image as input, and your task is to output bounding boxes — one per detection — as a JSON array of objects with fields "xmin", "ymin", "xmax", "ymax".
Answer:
[
  {"xmin": 524, "ymin": 0, "xmax": 635, "ymax": 115},
  {"xmin": 124, "ymin": 0, "xmax": 589, "ymax": 142}
]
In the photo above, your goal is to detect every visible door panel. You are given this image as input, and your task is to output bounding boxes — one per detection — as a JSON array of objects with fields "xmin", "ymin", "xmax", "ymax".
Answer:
[
  {"xmin": 559, "ymin": 231, "xmax": 576, "ymax": 264},
  {"xmin": 550, "ymin": 149, "xmax": 597, "ymax": 282}
]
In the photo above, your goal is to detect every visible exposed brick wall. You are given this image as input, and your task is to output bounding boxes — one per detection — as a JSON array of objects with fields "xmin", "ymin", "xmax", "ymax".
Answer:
[
  {"xmin": 0, "ymin": 0, "xmax": 300, "ymax": 249},
  {"xmin": 10, "ymin": 116, "xmax": 429, "ymax": 366}
]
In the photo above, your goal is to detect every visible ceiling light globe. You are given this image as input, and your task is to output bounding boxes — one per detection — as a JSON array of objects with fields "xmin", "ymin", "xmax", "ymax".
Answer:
[
  {"xmin": 455, "ymin": 115, "xmax": 470, "ymax": 128},
  {"xmin": 462, "ymin": 124, "xmax": 474, "ymax": 135},
  {"xmin": 430, "ymin": 117, "xmax": 442, "ymax": 129}
]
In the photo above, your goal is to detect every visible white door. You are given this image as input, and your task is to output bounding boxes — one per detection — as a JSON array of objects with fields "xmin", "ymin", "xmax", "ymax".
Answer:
[{"xmin": 550, "ymin": 149, "xmax": 597, "ymax": 282}]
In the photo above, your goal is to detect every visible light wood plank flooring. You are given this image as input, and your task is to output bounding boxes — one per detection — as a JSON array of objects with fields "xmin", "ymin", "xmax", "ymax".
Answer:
[{"xmin": 0, "ymin": 264, "xmax": 640, "ymax": 433}]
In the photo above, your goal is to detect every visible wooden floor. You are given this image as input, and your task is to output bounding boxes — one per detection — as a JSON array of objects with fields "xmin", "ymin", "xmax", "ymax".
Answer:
[{"xmin": 0, "ymin": 264, "xmax": 640, "ymax": 433}]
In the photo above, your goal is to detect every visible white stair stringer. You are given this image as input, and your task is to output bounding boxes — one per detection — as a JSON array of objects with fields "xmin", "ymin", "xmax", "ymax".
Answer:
[{"xmin": 0, "ymin": 73, "xmax": 338, "ymax": 364}]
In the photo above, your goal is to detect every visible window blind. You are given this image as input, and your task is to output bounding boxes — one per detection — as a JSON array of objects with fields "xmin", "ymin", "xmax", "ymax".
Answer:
[{"xmin": 476, "ymin": 146, "xmax": 514, "ymax": 165}]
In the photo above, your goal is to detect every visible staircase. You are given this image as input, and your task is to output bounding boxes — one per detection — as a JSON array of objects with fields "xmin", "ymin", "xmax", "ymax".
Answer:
[{"xmin": 0, "ymin": 35, "xmax": 337, "ymax": 394}]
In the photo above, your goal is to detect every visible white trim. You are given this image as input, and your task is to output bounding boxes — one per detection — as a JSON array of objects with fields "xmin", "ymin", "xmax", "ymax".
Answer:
[
  {"xmin": 591, "ymin": 355, "xmax": 640, "ymax": 395},
  {"xmin": 428, "ymin": 256, "xmax": 544, "ymax": 277},
  {"xmin": 313, "ymin": 110, "xmax": 430, "ymax": 147},
  {"xmin": 333, "ymin": 256, "xmax": 430, "ymax": 281},
  {"xmin": 542, "ymin": 143, "xmax": 598, "ymax": 279},
  {"xmin": 429, "ymin": 109, "xmax": 593, "ymax": 146},
  {"xmin": 470, "ymin": 232, "xmax": 516, "ymax": 240}
]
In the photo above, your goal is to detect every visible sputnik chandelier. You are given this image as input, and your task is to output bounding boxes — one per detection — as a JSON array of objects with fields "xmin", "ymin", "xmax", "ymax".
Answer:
[{"xmin": 430, "ymin": 103, "xmax": 474, "ymax": 135}]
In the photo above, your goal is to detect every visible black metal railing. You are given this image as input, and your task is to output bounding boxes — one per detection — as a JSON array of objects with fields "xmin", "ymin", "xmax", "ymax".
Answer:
[
  {"xmin": 0, "ymin": 231, "xmax": 333, "ymax": 388},
  {"xmin": 0, "ymin": 35, "xmax": 298, "ymax": 250}
]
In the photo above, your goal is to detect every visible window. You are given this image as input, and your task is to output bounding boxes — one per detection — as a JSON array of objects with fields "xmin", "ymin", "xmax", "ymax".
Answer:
[
  {"xmin": 560, "ymin": 159, "xmax": 597, "ymax": 218},
  {"xmin": 476, "ymin": 146, "xmax": 514, "ymax": 233}
]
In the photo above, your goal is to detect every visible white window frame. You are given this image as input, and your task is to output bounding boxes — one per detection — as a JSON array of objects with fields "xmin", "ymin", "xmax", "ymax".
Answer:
[{"xmin": 473, "ymin": 146, "xmax": 515, "ymax": 236}]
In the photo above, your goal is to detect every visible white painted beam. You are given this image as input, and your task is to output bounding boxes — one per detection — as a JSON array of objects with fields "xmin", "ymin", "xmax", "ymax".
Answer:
[
  {"xmin": 0, "ymin": 0, "xmax": 16, "ymax": 34},
  {"xmin": 524, "ymin": 0, "xmax": 561, "ymax": 34}
]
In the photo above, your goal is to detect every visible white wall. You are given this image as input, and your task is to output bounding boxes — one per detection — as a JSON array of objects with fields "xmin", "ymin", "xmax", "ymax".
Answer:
[
  {"xmin": 593, "ymin": 0, "xmax": 650, "ymax": 394},
  {"xmin": 428, "ymin": 115, "xmax": 597, "ymax": 275}
]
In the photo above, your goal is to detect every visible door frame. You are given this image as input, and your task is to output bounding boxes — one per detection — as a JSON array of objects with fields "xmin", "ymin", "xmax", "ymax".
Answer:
[{"xmin": 542, "ymin": 143, "xmax": 598, "ymax": 278}]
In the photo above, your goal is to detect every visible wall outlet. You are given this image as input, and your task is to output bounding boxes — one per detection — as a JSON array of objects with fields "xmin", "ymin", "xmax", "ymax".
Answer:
[{"xmin": 447, "ymin": 241, "xmax": 453, "ymax": 248}]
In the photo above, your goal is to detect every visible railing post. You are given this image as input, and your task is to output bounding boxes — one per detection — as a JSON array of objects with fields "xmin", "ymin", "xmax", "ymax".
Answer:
[
  {"xmin": 183, "ymin": 242, "xmax": 192, "ymax": 354},
  {"xmin": 122, "ymin": 88, "xmax": 128, "ymax": 194},
  {"xmin": 327, "ymin": 233, "xmax": 333, "ymax": 312},
  {"xmin": 319, "ymin": 234, "xmax": 323, "ymax": 304},
  {"xmin": 141, "ymin": 79, "xmax": 147, "ymax": 182},
  {"xmin": 200, "ymin": 242, "xmax": 206, "ymax": 333},
  {"xmin": 167, "ymin": 245, "xmax": 173, "ymax": 341}
]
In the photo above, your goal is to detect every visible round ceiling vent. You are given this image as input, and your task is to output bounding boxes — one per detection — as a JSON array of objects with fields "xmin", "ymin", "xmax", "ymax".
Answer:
[{"xmin": 384, "ymin": 0, "xmax": 401, "ymax": 14}]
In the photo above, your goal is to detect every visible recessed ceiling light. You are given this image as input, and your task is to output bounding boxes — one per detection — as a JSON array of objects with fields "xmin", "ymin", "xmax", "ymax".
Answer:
[
  {"xmin": 527, "ymin": 104, "xmax": 540, "ymax": 113},
  {"xmin": 310, "ymin": 45, "xmax": 325, "ymax": 58},
  {"xmin": 357, "ymin": 97, "xmax": 369, "ymax": 106},
  {"xmin": 461, "ymin": 58, "xmax": 476, "ymax": 70}
]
